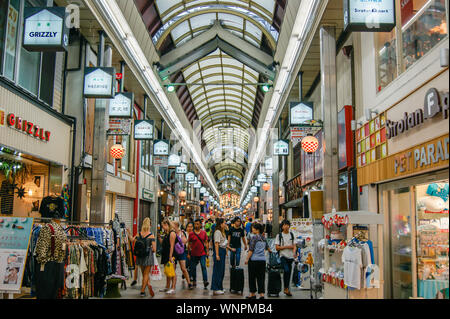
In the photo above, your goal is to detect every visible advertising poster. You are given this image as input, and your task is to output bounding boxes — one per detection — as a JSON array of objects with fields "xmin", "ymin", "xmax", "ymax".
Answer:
[
  {"xmin": 0, "ymin": 217, "xmax": 33, "ymax": 293},
  {"xmin": 291, "ymin": 218, "xmax": 314, "ymax": 290}
]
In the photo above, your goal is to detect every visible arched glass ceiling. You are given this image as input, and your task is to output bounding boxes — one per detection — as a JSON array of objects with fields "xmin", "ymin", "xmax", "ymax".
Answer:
[{"xmin": 153, "ymin": 0, "xmax": 279, "ymax": 49}]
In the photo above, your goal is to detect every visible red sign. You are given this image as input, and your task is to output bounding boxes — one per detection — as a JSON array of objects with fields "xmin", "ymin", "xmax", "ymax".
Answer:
[
  {"xmin": 116, "ymin": 73, "xmax": 123, "ymax": 80},
  {"xmin": 6, "ymin": 113, "xmax": 51, "ymax": 142}
]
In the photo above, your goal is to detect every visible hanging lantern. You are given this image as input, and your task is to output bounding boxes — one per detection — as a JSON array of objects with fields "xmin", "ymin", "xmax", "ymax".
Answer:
[
  {"xmin": 110, "ymin": 144, "xmax": 125, "ymax": 160},
  {"xmin": 262, "ymin": 182, "xmax": 271, "ymax": 192},
  {"xmin": 301, "ymin": 135, "xmax": 319, "ymax": 154},
  {"xmin": 179, "ymin": 190, "xmax": 187, "ymax": 198},
  {"xmin": 200, "ymin": 200, "xmax": 205, "ymax": 205},
  {"xmin": 253, "ymin": 196, "xmax": 259, "ymax": 203}
]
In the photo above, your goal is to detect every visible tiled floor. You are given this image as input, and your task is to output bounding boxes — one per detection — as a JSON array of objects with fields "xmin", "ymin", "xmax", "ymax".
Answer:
[{"xmin": 110, "ymin": 251, "xmax": 320, "ymax": 300}]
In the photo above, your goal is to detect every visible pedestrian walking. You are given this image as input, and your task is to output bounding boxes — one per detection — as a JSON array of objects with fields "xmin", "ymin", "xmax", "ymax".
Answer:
[
  {"xmin": 185, "ymin": 221, "xmax": 194, "ymax": 282},
  {"xmin": 173, "ymin": 221, "xmax": 194, "ymax": 289},
  {"xmin": 227, "ymin": 217, "xmax": 248, "ymax": 267},
  {"xmin": 158, "ymin": 218, "xmax": 178, "ymax": 294},
  {"xmin": 132, "ymin": 218, "xmax": 156, "ymax": 297},
  {"xmin": 275, "ymin": 220, "xmax": 297, "ymax": 297},
  {"xmin": 245, "ymin": 222, "xmax": 269, "ymax": 299},
  {"xmin": 188, "ymin": 219, "xmax": 210, "ymax": 289},
  {"xmin": 211, "ymin": 218, "xmax": 228, "ymax": 295}
]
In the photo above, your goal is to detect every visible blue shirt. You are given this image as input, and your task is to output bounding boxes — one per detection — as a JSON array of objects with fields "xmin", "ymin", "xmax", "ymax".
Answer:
[
  {"xmin": 249, "ymin": 234, "xmax": 268, "ymax": 261},
  {"xmin": 245, "ymin": 222, "xmax": 252, "ymax": 234}
]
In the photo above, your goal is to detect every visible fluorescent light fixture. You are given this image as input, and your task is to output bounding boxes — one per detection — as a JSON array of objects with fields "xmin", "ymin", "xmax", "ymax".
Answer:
[
  {"xmin": 239, "ymin": 0, "xmax": 318, "ymax": 205},
  {"xmin": 91, "ymin": 0, "xmax": 220, "ymax": 198}
]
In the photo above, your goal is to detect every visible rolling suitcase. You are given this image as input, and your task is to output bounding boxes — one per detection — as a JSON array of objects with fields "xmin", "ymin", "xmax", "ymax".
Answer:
[
  {"xmin": 267, "ymin": 268, "xmax": 282, "ymax": 297},
  {"xmin": 292, "ymin": 263, "xmax": 300, "ymax": 287},
  {"xmin": 230, "ymin": 267, "xmax": 245, "ymax": 294}
]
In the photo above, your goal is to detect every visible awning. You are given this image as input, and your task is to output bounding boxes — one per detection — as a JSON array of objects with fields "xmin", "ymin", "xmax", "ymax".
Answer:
[{"xmin": 282, "ymin": 197, "xmax": 303, "ymax": 209}]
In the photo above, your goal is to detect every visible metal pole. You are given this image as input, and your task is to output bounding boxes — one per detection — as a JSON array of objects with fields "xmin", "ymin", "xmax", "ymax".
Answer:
[
  {"xmin": 120, "ymin": 61, "xmax": 125, "ymax": 92},
  {"xmin": 320, "ymin": 26, "xmax": 339, "ymax": 213},
  {"xmin": 299, "ymin": 71, "xmax": 303, "ymax": 101},
  {"xmin": 144, "ymin": 94, "xmax": 148, "ymax": 119},
  {"xmin": 272, "ymin": 120, "xmax": 281, "ymax": 235},
  {"xmin": 90, "ymin": 32, "xmax": 111, "ymax": 224}
]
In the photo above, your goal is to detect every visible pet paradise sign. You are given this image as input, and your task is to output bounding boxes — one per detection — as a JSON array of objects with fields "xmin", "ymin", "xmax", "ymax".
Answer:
[{"xmin": 23, "ymin": 7, "xmax": 69, "ymax": 52}]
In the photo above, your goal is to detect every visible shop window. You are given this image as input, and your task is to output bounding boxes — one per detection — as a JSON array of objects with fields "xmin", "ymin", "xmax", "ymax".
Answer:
[
  {"xmin": 376, "ymin": 30, "xmax": 398, "ymax": 92},
  {"xmin": 401, "ymin": 0, "xmax": 448, "ymax": 72},
  {"xmin": 0, "ymin": 0, "xmax": 57, "ymax": 107}
]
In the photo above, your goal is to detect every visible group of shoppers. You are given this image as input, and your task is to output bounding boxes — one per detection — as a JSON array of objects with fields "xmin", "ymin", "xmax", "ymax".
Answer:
[{"xmin": 129, "ymin": 216, "xmax": 297, "ymax": 298}]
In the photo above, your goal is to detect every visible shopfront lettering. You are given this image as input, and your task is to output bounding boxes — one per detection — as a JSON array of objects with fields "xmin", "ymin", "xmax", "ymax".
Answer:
[
  {"xmin": 386, "ymin": 88, "xmax": 448, "ymax": 139},
  {"xmin": 413, "ymin": 138, "xmax": 449, "ymax": 169},
  {"xmin": 28, "ymin": 31, "xmax": 58, "ymax": 38},
  {"xmin": 6, "ymin": 113, "xmax": 51, "ymax": 142},
  {"xmin": 394, "ymin": 152, "xmax": 412, "ymax": 174}
]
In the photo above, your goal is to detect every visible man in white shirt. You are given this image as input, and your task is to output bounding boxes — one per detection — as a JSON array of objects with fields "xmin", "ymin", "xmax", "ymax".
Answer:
[{"xmin": 275, "ymin": 220, "xmax": 297, "ymax": 296}]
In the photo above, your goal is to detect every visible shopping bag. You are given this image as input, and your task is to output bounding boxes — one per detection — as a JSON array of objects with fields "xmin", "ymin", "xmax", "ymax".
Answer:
[
  {"xmin": 150, "ymin": 253, "xmax": 162, "ymax": 281},
  {"xmin": 164, "ymin": 261, "xmax": 175, "ymax": 278}
]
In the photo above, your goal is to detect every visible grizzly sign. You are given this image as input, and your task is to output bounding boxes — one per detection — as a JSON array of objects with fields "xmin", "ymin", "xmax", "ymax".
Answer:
[
  {"xmin": 6, "ymin": 113, "xmax": 51, "ymax": 142},
  {"xmin": 386, "ymin": 88, "xmax": 449, "ymax": 140}
]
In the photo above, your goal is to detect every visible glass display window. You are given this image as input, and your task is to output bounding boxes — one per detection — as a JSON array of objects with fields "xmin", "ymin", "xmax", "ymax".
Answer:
[
  {"xmin": 376, "ymin": 29, "xmax": 398, "ymax": 92},
  {"xmin": 401, "ymin": 0, "xmax": 448, "ymax": 72}
]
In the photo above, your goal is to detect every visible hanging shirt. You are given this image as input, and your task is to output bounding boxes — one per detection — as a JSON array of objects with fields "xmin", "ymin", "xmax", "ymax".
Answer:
[
  {"xmin": 39, "ymin": 196, "xmax": 66, "ymax": 219},
  {"xmin": 34, "ymin": 221, "xmax": 67, "ymax": 265},
  {"xmin": 342, "ymin": 246, "xmax": 363, "ymax": 289},
  {"xmin": 0, "ymin": 180, "xmax": 15, "ymax": 215}
]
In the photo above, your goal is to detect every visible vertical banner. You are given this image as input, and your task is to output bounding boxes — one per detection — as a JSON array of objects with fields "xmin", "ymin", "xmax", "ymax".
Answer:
[{"xmin": 0, "ymin": 217, "xmax": 33, "ymax": 293}]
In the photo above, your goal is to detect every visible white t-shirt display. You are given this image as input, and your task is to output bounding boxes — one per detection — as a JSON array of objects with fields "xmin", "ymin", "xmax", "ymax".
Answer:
[
  {"xmin": 342, "ymin": 246, "xmax": 363, "ymax": 289},
  {"xmin": 276, "ymin": 232, "xmax": 295, "ymax": 259}
]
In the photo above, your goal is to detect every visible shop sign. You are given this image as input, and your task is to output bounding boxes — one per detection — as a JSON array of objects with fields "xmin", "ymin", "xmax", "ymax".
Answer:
[
  {"xmin": 134, "ymin": 120, "xmax": 154, "ymax": 140},
  {"xmin": 189, "ymin": 177, "xmax": 198, "ymax": 185},
  {"xmin": 386, "ymin": 89, "xmax": 449, "ymax": 140},
  {"xmin": 107, "ymin": 118, "xmax": 132, "ymax": 136},
  {"xmin": 194, "ymin": 181, "xmax": 202, "ymax": 189},
  {"xmin": 142, "ymin": 189, "xmax": 154, "ymax": 202},
  {"xmin": 338, "ymin": 105, "xmax": 354, "ymax": 170},
  {"xmin": 265, "ymin": 157, "xmax": 273, "ymax": 171},
  {"xmin": 153, "ymin": 140, "xmax": 169, "ymax": 156},
  {"xmin": 393, "ymin": 136, "xmax": 449, "ymax": 175},
  {"xmin": 200, "ymin": 187, "xmax": 207, "ymax": 193},
  {"xmin": 176, "ymin": 162, "xmax": 187, "ymax": 174},
  {"xmin": 290, "ymin": 102, "xmax": 313, "ymax": 126},
  {"xmin": 0, "ymin": 217, "xmax": 33, "ymax": 293},
  {"xmin": 153, "ymin": 156, "xmax": 167, "ymax": 167},
  {"xmin": 254, "ymin": 181, "xmax": 261, "ymax": 187},
  {"xmin": 185, "ymin": 172, "xmax": 195, "ymax": 182},
  {"xmin": 0, "ymin": 108, "xmax": 5, "ymax": 127},
  {"xmin": 344, "ymin": 0, "xmax": 396, "ymax": 32},
  {"xmin": 83, "ymin": 67, "xmax": 115, "ymax": 98},
  {"xmin": 274, "ymin": 139, "xmax": 289, "ymax": 156},
  {"xmin": 251, "ymin": 186, "xmax": 258, "ymax": 193},
  {"xmin": 23, "ymin": 7, "xmax": 69, "ymax": 52},
  {"xmin": 167, "ymin": 154, "xmax": 181, "ymax": 167},
  {"xmin": 109, "ymin": 93, "xmax": 133, "ymax": 118},
  {"xmin": 257, "ymin": 174, "xmax": 267, "ymax": 183},
  {"xmin": 5, "ymin": 113, "xmax": 51, "ymax": 142}
]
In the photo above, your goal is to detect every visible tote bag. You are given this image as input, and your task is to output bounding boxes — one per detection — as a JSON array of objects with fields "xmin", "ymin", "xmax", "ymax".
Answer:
[{"xmin": 150, "ymin": 253, "xmax": 162, "ymax": 281}]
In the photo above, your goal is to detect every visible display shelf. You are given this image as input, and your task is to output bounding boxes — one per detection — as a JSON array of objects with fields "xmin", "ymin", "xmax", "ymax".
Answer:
[
  {"xmin": 394, "ymin": 253, "xmax": 412, "ymax": 258},
  {"xmin": 394, "ymin": 267, "xmax": 412, "ymax": 274}
]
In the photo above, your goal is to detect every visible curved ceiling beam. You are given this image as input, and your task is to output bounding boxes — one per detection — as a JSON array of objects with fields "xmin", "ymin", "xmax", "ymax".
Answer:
[
  {"xmin": 154, "ymin": 8, "xmax": 277, "ymax": 50},
  {"xmin": 184, "ymin": 63, "xmax": 258, "ymax": 82}
]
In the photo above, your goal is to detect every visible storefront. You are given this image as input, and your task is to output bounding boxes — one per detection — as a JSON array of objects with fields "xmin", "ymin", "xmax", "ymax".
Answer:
[
  {"xmin": 0, "ymin": 86, "xmax": 72, "ymax": 218},
  {"xmin": 139, "ymin": 188, "xmax": 155, "ymax": 229},
  {"xmin": 357, "ymin": 71, "xmax": 449, "ymax": 299}
]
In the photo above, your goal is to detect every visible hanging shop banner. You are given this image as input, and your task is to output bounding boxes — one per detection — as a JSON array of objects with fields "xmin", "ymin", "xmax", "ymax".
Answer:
[
  {"xmin": 153, "ymin": 140, "xmax": 169, "ymax": 156},
  {"xmin": 83, "ymin": 67, "xmax": 115, "ymax": 98},
  {"xmin": 200, "ymin": 187, "xmax": 207, "ymax": 194},
  {"xmin": 134, "ymin": 120, "xmax": 154, "ymax": 140},
  {"xmin": 274, "ymin": 139, "xmax": 290, "ymax": 156},
  {"xmin": 254, "ymin": 181, "xmax": 261, "ymax": 187},
  {"xmin": 167, "ymin": 154, "xmax": 181, "ymax": 167},
  {"xmin": 194, "ymin": 182, "xmax": 202, "ymax": 189},
  {"xmin": 251, "ymin": 186, "xmax": 258, "ymax": 193},
  {"xmin": 176, "ymin": 162, "xmax": 188, "ymax": 174},
  {"xmin": 257, "ymin": 174, "xmax": 267, "ymax": 183},
  {"xmin": 0, "ymin": 217, "xmax": 33, "ymax": 293},
  {"xmin": 107, "ymin": 118, "xmax": 132, "ymax": 136},
  {"xmin": 344, "ymin": 0, "xmax": 396, "ymax": 32},
  {"xmin": 109, "ymin": 93, "xmax": 134, "ymax": 118},
  {"xmin": 291, "ymin": 127, "xmax": 315, "ymax": 147},
  {"xmin": 153, "ymin": 156, "xmax": 168, "ymax": 167},
  {"xmin": 142, "ymin": 189, "xmax": 155, "ymax": 202},
  {"xmin": 338, "ymin": 105, "xmax": 354, "ymax": 170},
  {"xmin": 265, "ymin": 157, "xmax": 273, "ymax": 171},
  {"xmin": 290, "ymin": 102, "xmax": 313, "ymax": 126},
  {"xmin": 23, "ymin": 7, "xmax": 69, "ymax": 52},
  {"xmin": 185, "ymin": 172, "xmax": 195, "ymax": 182}
]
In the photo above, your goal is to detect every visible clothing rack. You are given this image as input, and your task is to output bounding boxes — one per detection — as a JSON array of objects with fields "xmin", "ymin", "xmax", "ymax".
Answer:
[{"xmin": 32, "ymin": 217, "xmax": 111, "ymax": 226}]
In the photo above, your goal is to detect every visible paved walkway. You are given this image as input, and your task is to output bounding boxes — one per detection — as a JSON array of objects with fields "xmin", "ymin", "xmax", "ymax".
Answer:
[{"xmin": 114, "ymin": 250, "xmax": 320, "ymax": 300}]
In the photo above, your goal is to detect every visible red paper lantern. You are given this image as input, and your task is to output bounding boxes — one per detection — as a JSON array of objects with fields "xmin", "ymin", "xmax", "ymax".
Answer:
[
  {"xmin": 301, "ymin": 135, "xmax": 319, "ymax": 154},
  {"xmin": 110, "ymin": 144, "xmax": 125, "ymax": 160},
  {"xmin": 262, "ymin": 182, "xmax": 271, "ymax": 192}
]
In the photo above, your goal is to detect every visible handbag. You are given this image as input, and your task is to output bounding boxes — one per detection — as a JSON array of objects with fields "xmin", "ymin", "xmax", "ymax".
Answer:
[
  {"xmin": 164, "ymin": 261, "xmax": 175, "ymax": 278},
  {"xmin": 150, "ymin": 253, "xmax": 162, "ymax": 281}
]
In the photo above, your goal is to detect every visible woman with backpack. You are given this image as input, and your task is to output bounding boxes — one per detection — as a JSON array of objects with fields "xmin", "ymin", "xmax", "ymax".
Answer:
[
  {"xmin": 275, "ymin": 219, "xmax": 298, "ymax": 297},
  {"xmin": 158, "ymin": 218, "xmax": 178, "ymax": 294},
  {"xmin": 244, "ymin": 223, "xmax": 269, "ymax": 299},
  {"xmin": 211, "ymin": 218, "xmax": 228, "ymax": 296},
  {"xmin": 133, "ymin": 218, "xmax": 156, "ymax": 297},
  {"xmin": 173, "ymin": 221, "xmax": 194, "ymax": 290}
]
